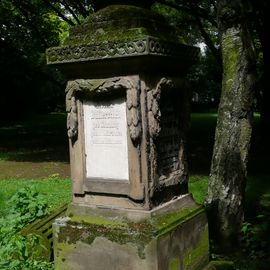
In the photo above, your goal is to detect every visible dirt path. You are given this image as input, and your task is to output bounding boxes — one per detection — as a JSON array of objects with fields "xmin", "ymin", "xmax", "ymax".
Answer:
[{"xmin": 0, "ymin": 160, "xmax": 70, "ymax": 179}]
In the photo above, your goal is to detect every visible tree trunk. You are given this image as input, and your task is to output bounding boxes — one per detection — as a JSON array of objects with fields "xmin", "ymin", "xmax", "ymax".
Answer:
[{"xmin": 205, "ymin": 0, "xmax": 256, "ymax": 252}]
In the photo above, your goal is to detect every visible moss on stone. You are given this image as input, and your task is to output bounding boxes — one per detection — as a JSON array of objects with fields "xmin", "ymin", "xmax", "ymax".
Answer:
[
  {"xmin": 62, "ymin": 4, "xmax": 181, "ymax": 46},
  {"xmin": 183, "ymin": 229, "xmax": 209, "ymax": 269},
  {"xmin": 55, "ymin": 243, "xmax": 76, "ymax": 270},
  {"xmin": 152, "ymin": 205, "xmax": 204, "ymax": 235},
  {"xmin": 60, "ymin": 219, "xmax": 154, "ymax": 259},
  {"xmin": 58, "ymin": 205, "xmax": 205, "ymax": 260},
  {"xmin": 65, "ymin": 27, "xmax": 146, "ymax": 46},
  {"xmin": 70, "ymin": 214, "xmax": 128, "ymax": 228},
  {"xmin": 169, "ymin": 257, "xmax": 180, "ymax": 270}
]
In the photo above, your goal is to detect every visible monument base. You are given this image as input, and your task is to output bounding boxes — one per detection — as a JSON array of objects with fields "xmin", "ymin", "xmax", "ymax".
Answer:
[{"xmin": 53, "ymin": 197, "xmax": 209, "ymax": 270}]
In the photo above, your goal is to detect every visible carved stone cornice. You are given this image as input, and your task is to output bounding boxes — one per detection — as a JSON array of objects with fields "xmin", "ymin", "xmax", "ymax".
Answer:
[{"xmin": 46, "ymin": 37, "xmax": 199, "ymax": 65}]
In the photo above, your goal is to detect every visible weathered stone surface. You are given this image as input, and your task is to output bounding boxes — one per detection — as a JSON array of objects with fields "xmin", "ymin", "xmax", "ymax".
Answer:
[{"xmin": 53, "ymin": 205, "xmax": 209, "ymax": 270}]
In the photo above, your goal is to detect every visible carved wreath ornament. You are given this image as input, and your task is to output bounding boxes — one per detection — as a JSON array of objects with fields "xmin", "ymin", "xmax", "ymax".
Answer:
[
  {"xmin": 66, "ymin": 77, "xmax": 142, "ymax": 144},
  {"xmin": 147, "ymin": 78, "xmax": 174, "ymax": 138}
]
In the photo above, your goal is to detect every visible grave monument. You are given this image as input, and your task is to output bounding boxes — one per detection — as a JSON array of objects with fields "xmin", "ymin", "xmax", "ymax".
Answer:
[{"xmin": 47, "ymin": 1, "xmax": 209, "ymax": 269}]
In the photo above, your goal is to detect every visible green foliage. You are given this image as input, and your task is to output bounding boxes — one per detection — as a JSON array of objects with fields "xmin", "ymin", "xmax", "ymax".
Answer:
[
  {"xmin": 240, "ymin": 194, "xmax": 270, "ymax": 261},
  {"xmin": 9, "ymin": 186, "xmax": 49, "ymax": 225},
  {"xmin": 0, "ymin": 0, "xmax": 67, "ymax": 117},
  {"xmin": 188, "ymin": 50, "xmax": 222, "ymax": 110},
  {"xmin": 0, "ymin": 186, "xmax": 53, "ymax": 269},
  {"xmin": 0, "ymin": 179, "xmax": 72, "ymax": 217},
  {"xmin": 0, "ymin": 187, "xmax": 49, "ymax": 243},
  {"xmin": 0, "ymin": 234, "xmax": 53, "ymax": 270}
]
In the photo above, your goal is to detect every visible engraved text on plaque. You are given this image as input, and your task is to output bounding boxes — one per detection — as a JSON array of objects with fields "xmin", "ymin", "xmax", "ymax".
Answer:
[{"xmin": 83, "ymin": 98, "xmax": 129, "ymax": 181}]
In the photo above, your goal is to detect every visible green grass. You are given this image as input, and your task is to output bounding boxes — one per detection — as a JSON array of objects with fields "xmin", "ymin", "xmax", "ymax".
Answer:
[
  {"xmin": 188, "ymin": 174, "xmax": 270, "ymax": 217},
  {"xmin": 189, "ymin": 175, "xmax": 208, "ymax": 205},
  {"xmin": 0, "ymin": 178, "xmax": 72, "ymax": 217}
]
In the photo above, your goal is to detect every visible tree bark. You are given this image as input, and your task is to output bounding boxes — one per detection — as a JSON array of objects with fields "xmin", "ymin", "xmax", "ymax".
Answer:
[{"xmin": 205, "ymin": 0, "xmax": 256, "ymax": 252}]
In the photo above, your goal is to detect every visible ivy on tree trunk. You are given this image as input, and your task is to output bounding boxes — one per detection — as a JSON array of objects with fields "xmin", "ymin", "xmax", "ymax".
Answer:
[{"xmin": 205, "ymin": 0, "xmax": 256, "ymax": 252}]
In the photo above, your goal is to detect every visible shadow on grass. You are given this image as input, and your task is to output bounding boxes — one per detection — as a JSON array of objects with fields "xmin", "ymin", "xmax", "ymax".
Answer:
[
  {"xmin": 0, "ymin": 113, "xmax": 69, "ymax": 163},
  {"xmin": 188, "ymin": 112, "xmax": 217, "ymax": 175},
  {"xmin": 245, "ymin": 175, "xmax": 270, "ymax": 221}
]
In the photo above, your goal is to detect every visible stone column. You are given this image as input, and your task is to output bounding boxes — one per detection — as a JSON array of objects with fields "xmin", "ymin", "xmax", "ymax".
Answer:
[{"xmin": 47, "ymin": 2, "xmax": 209, "ymax": 270}]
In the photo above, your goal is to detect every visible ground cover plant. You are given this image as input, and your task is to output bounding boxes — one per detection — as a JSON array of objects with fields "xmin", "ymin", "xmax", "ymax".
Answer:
[
  {"xmin": 0, "ymin": 186, "xmax": 53, "ymax": 269},
  {"xmin": 0, "ymin": 178, "xmax": 71, "ymax": 217},
  {"xmin": 0, "ymin": 113, "xmax": 72, "ymax": 268},
  {"xmin": 0, "ymin": 177, "xmax": 71, "ymax": 268}
]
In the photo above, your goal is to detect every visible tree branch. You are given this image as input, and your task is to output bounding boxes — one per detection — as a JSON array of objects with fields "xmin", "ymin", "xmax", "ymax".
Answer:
[
  {"xmin": 61, "ymin": 0, "xmax": 81, "ymax": 25},
  {"xmin": 157, "ymin": 0, "xmax": 218, "ymax": 28},
  {"xmin": 41, "ymin": 0, "xmax": 76, "ymax": 26},
  {"xmin": 17, "ymin": 5, "xmax": 49, "ymax": 48},
  {"xmin": 195, "ymin": 16, "xmax": 222, "ymax": 67},
  {"xmin": 73, "ymin": 1, "xmax": 89, "ymax": 18}
]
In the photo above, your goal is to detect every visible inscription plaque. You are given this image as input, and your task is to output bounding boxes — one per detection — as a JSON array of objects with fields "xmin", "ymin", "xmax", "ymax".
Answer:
[{"xmin": 83, "ymin": 98, "xmax": 129, "ymax": 181}]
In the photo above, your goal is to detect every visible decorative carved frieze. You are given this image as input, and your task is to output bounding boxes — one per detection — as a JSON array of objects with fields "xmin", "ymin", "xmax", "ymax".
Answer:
[{"xmin": 46, "ymin": 37, "xmax": 199, "ymax": 65}]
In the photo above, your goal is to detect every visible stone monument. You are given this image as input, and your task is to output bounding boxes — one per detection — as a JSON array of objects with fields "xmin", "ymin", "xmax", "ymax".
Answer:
[{"xmin": 47, "ymin": 1, "xmax": 209, "ymax": 269}]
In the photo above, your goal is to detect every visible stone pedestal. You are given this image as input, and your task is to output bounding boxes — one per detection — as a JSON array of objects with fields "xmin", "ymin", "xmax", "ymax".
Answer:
[
  {"xmin": 46, "ymin": 2, "xmax": 208, "ymax": 269},
  {"xmin": 53, "ymin": 196, "xmax": 208, "ymax": 270}
]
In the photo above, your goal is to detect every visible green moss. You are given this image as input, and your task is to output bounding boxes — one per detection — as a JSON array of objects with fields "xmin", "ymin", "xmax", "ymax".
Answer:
[
  {"xmin": 58, "ymin": 205, "xmax": 205, "ymax": 260},
  {"xmin": 152, "ymin": 206, "xmax": 205, "ymax": 235},
  {"xmin": 61, "ymin": 219, "xmax": 153, "ymax": 259},
  {"xmin": 55, "ymin": 243, "xmax": 76, "ymax": 270},
  {"xmin": 222, "ymin": 28, "xmax": 241, "ymax": 110},
  {"xmin": 222, "ymin": 29, "xmax": 241, "ymax": 94},
  {"xmin": 169, "ymin": 257, "xmax": 180, "ymax": 270},
  {"xmin": 183, "ymin": 229, "xmax": 209, "ymax": 269},
  {"xmin": 65, "ymin": 27, "xmax": 147, "ymax": 46},
  {"xmin": 70, "ymin": 214, "xmax": 127, "ymax": 228},
  {"xmin": 61, "ymin": 4, "xmax": 180, "ymax": 46}
]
